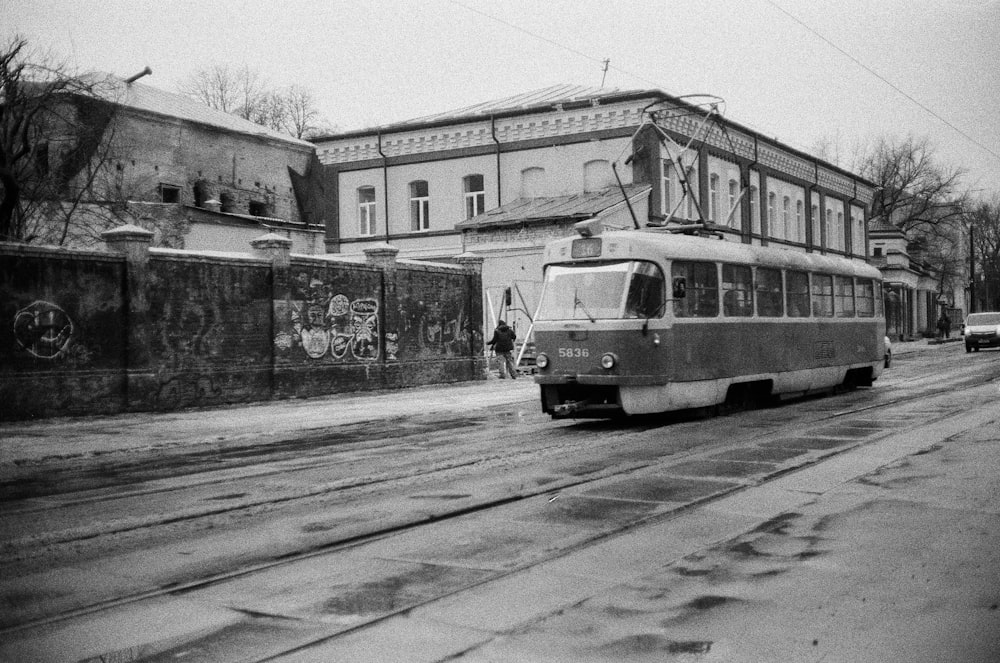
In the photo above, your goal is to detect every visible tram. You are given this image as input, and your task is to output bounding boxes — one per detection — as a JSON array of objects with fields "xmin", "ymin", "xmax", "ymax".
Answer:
[{"xmin": 532, "ymin": 224, "xmax": 886, "ymax": 418}]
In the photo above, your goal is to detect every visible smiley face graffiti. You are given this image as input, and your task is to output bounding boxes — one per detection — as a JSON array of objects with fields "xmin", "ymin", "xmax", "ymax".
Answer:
[{"xmin": 13, "ymin": 301, "xmax": 75, "ymax": 359}]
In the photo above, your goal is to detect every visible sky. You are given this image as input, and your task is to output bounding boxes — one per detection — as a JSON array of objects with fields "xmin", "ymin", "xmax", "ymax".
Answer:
[{"xmin": 4, "ymin": 0, "xmax": 999, "ymax": 199}]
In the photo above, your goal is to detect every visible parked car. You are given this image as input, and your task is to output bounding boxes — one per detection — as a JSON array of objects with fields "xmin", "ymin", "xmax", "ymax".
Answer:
[
  {"xmin": 884, "ymin": 336, "xmax": 892, "ymax": 368},
  {"xmin": 963, "ymin": 312, "xmax": 1000, "ymax": 352}
]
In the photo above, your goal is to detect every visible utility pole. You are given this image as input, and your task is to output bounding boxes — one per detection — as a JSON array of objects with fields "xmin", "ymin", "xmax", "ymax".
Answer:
[
  {"xmin": 969, "ymin": 223, "xmax": 976, "ymax": 313},
  {"xmin": 600, "ymin": 59, "xmax": 610, "ymax": 87}
]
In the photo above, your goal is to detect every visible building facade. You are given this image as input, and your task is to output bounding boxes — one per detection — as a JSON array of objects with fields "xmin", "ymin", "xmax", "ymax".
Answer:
[
  {"xmin": 313, "ymin": 85, "xmax": 877, "ymax": 338},
  {"xmin": 35, "ymin": 73, "xmax": 329, "ymax": 253}
]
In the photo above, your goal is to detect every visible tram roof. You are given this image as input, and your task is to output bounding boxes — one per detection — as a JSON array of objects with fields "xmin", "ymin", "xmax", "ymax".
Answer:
[{"xmin": 544, "ymin": 229, "xmax": 882, "ymax": 279}]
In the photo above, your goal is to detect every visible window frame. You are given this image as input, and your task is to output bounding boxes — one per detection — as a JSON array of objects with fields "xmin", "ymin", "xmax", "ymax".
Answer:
[
  {"xmin": 409, "ymin": 180, "xmax": 430, "ymax": 231},
  {"xmin": 722, "ymin": 263, "xmax": 753, "ymax": 317},
  {"xmin": 755, "ymin": 266, "xmax": 784, "ymax": 317},
  {"xmin": 811, "ymin": 273, "xmax": 835, "ymax": 317},
  {"xmin": 358, "ymin": 185, "xmax": 377, "ymax": 236},
  {"xmin": 463, "ymin": 174, "xmax": 485, "ymax": 220},
  {"xmin": 672, "ymin": 260, "xmax": 719, "ymax": 318}
]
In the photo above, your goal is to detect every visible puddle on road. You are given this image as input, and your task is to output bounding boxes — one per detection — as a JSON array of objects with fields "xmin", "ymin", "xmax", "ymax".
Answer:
[
  {"xmin": 663, "ymin": 459, "xmax": 776, "ymax": 479},
  {"xmin": 763, "ymin": 436, "xmax": 852, "ymax": 450},
  {"xmin": 321, "ymin": 562, "xmax": 489, "ymax": 616},
  {"xmin": 709, "ymin": 447, "xmax": 806, "ymax": 463},
  {"xmin": 584, "ymin": 476, "xmax": 736, "ymax": 504},
  {"xmin": 520, "ymin": 495, "xmax": 661, "ymax": 527}
]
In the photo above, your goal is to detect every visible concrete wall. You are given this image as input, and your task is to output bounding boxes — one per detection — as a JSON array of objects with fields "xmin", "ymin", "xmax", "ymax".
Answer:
[{"xmin": 0, "ymin": 228, "xmax": 485, "ymax": 421}]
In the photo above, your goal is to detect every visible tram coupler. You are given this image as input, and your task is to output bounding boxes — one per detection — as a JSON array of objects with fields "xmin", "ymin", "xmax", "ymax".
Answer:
[{"xmin": 553, "ymin": 399, "xmax": 590, "ymax": 416}]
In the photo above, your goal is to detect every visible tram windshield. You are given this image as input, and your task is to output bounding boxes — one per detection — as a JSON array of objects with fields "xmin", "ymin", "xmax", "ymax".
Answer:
[{"xmin": 537, "ymin": 261, "xmax": 665, "ymax": 321}]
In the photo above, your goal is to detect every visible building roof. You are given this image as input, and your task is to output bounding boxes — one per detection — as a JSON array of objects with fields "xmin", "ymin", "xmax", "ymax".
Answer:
[
  {"xmin": 456, "ymin": 184, "xmax": 651, "ymax": 230},
  {"xmin": 84, "ymin": 72, "xmax": 314, "ymax": 148},
  {"xmin": 315, "ymin": 84, "xmax": 652, "ymax": 140}
]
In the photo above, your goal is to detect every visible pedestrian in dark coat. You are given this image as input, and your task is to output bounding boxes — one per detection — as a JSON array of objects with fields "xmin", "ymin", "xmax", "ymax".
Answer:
[{"xmin": 487, "ymin": 319, "xmax": 517, "ymax": 379}]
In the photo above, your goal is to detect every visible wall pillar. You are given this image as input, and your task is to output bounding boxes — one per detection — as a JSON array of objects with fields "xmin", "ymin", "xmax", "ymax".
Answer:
[
  {"xmin": 251, "ymin": 233, "xmax": 293, "ymax": 397},
  {"xmin": 102, "ymin": 223, "xmax": 156, "ymax": 410},
  {"xmin": 364, "ymin": 243, "xmax": 400, "ymax": 380},
  {"xmin": 455, "ymin": 252, "xmax": 487, "ymax": 370}
]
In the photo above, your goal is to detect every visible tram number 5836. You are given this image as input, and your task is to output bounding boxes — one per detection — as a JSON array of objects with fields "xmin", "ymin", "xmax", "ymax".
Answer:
[{"xmin": 558, "ymin": 347, "xmax": 590, "ymax": 358}]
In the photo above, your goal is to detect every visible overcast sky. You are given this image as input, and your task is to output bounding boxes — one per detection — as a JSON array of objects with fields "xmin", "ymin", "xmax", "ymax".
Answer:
[{"xmin": 4, "ymin": 0, "xmax": 999, "ymax": 198}]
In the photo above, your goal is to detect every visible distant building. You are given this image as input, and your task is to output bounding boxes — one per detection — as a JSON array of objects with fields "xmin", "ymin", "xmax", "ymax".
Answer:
[
  {"xmin": 33, "ymin": 73, "xmax": 329, "ymax": 253},
  {"xmin": 313, "ymin": 84, "xmax": 877, "ymax": 335},
  {"xmin": 869, "ymin": 210, "xmax": 970, "ymax": 340}
]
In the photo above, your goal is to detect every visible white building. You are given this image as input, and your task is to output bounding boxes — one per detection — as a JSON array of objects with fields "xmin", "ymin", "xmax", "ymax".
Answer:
[{"xmin": 313, "ymin": 84, "xmax": 876, "ymax": 334}]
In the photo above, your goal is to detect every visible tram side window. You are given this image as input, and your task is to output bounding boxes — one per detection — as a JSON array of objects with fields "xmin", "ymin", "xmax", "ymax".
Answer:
[
  {"xmin": 672, "ymin": 261, "xmax": 719, "ymax": 318},
  {"xmin": 834, "ymin": 275, "xmax": 856, "ymax": 317},
  {"xmin": 722, "ymin": 264, "xmax": 753, "ymax": 316},
  {"xmin": 755, "ymin": 267, "xmax": 784, "ymax": 317},
  {"xmin": 812, "ymin": 274, "xmax": 834, "ymax": 317},
  {"xmin": 786, "ymin": 270, "xmax": 811, "ymax": 317},
  {"xmin": 624, "ymin": 262, "xmax": 666, "ymax": 318},
  {"xmin": 856, "ymin": 278, "xmax": 876, "ymax": 317}
]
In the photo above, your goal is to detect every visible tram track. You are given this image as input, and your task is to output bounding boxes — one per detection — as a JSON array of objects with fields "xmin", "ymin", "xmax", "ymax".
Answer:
[{"xmin": 2, "ymin": 353, "xmax": 995, "ymax": 643}]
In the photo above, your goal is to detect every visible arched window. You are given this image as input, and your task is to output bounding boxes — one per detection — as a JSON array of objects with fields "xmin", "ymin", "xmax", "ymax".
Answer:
[
  {"xmin": 750, "ymin": 186, "xmax": 759, "ymax": 234},
  {"xmin": 768, "ymin": 192, "xmax": 777, "ymax": 236},
  {"xmin": 825, "ymin": 207, "xmax": 834, "ymax": 249},
  {"xmin": 521, "ymin": 167, "xmax": 546, "ymax": 198},
  {"xmin": 812, "ymin": 204, "xmax": 820, "ymax": 246},
  {"xmin": 727, "ymin": 179, "xmax": 739, "ymax": 228},
  {"xmin": 661, "ymin": 161, "xmax": 673, "ymax": 216},
  {"xmin": 709, "ymin": 173, "xmax": 720, "ymax": 222},
  {"xmin": 685, "ymin": 165, "xmax": 699, "ymax": 219},
  {"xmin": 410, "ymin": 180, "xmax": 430, "ymax": 231},
  {"xmin": 796, "ymin": 200, "xmax": 804, "ymax": 243},
  {"xmin": 584, "ymin": 159, "xmax": 613, "ymax": 192},
  {"xmin": 463, "ymin": 174, "xmax": 485, "ymax": 219},
  {"xmin": 782, "ymin": 196, "xmax": 791, "ymax": 239},
  {"xmin": 358, "ymin": 186, "xmax": 376, "ymax": 236}
]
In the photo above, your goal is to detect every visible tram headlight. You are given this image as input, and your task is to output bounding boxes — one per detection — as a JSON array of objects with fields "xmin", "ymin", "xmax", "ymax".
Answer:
[
  {"xmin": 600, "ymin": 353, "xmax": 617, "ymax": 369},
  {"xmin": 535, "ymin": 353, "xmax": 549, "ymax": 369}
]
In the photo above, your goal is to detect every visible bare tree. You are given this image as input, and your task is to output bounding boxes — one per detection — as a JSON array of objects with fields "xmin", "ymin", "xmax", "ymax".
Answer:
[
  {"xmin": 968, "ymin": 196, "xmax": 1000, "ymax": 311},
  {"xmin": 177, "ymin": 63, "xmax": 332, "ymax": 139},
  {"xmin": 860, "ymin": 134, "xmax": 967, "ymax": 236},
  {"xmin": 1, "ymin": 36, "xmax": 152, "ymax": 245}
]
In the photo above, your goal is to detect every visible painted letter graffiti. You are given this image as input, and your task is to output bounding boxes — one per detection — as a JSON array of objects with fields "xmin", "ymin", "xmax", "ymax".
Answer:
[{"xmin": 278, "ymin": 273, "xmax": 380, "ymax": 361}]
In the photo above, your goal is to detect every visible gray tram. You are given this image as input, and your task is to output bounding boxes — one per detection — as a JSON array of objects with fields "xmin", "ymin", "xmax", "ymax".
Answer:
[{"xmin": 533, "ymin": 226, "xmax": 886, "ymax": 417}]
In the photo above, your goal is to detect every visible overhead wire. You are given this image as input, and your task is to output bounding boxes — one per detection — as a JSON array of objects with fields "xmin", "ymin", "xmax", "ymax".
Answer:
[{"xmin": 448, "ymin": 0, "xmax": 1000, "ymax": 168}]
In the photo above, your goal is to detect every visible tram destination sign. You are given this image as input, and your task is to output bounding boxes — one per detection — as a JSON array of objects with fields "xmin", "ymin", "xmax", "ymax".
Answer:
[{"xmin": 571, "ymin": 238, "xmax": 602, "ymax": 259}]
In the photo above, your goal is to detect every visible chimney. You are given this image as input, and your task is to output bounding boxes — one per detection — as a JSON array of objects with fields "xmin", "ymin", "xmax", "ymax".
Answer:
[{"xmin": 125, "ymin": 67, "xmax": 152, "ymax": 84}]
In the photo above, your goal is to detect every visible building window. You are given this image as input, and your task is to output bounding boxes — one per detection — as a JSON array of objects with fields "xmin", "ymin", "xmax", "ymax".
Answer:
[
  {"xmin": 159, "ymin": 184, "xmax": 180, "ymax": 204},
  {"xmin": 248, "ymin": 200, "xmax": 268, "ymax": 216},
  {"xmin": 782, "ymin": 196, "xmax": 791, "ymax": 240},
  {"xmin": 812, "ymin": 204, "xmax": 820, "ymax": 246},
  {"xmin": 709, "ymin": 173, "xmax": 719, "ymax": 222},
  {"xmin": 767, "ymin": 192, "xmax": 776, "ymax": 236},
  {"xmin": 825, "ymin": 208, "xmax": 834, "ymax": 249},
  {"xmin": 463, "ymin": 174, "xmax": 485, "ymax": 219},
  {"xmin": 662, "ymin": 161, "xmax": 673, "ymax": 216},
  {"xmin": 796, "ymin": 200, "xmax": 804, "ymax": 243},
  {"xmin": 750, "ymin": 186, "xmax": 759, "ymax": 234},
  {"xmin": 521, "ymin": 167, "xmax": 545, "ymax": 198},
  {"xmin": 409, "ymin": 180, "xmax": 430, "ymax": 231},
  {"xmin": 358, "ymin": 186, "xmax": 376, "ymax": 236},
  {"xmin": 685, "ymin": 165, "xmax": 698, "ymax": 220},
  {"xmin": 584, "ymin": 159, "xmax": 613, "ymax": 192},
  {"xmin": 727, "ymin": 179, "xmax": 739, "ymax": 228},
  {"xmin": 837, "ymin": 211, "xmax": 845, "ymax": 251},
  {"xmin": 219, "ymin": 192, "xmax": 235, "ymax": 213}
]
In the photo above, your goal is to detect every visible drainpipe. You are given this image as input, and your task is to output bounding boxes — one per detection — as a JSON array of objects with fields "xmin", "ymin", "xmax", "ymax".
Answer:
[
  {"xmin": 491, "ymin": 115, "xmax": 502, "ymax": 207},
  {"xmin": 378, "ymin": 131, "xmax": 390, "ymax": 241}
]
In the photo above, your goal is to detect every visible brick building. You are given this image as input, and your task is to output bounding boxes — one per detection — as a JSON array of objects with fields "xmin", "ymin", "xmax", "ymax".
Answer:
[
  {"xmin": 312, "ymin": 84, "xmax": 877, "ymax": 335},
  {"xmin": 35, "ymin": 72, "xmax": 329, "ymax": 253}
]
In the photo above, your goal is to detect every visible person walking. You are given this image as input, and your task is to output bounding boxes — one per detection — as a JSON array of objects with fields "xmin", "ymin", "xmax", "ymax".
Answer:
[{"xmin": 487, "ymin": 319, "xmax": 517, "ymax": 379}]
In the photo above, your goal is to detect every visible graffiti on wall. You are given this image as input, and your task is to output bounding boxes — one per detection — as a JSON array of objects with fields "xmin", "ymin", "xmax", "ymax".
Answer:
[
  {"xmin": 274, "ymin": 273, "xmax": 380, "ymax": 361},
  {"xmin": 13, "ymin": 300, "xmax": 75, "ymax": 359}
]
